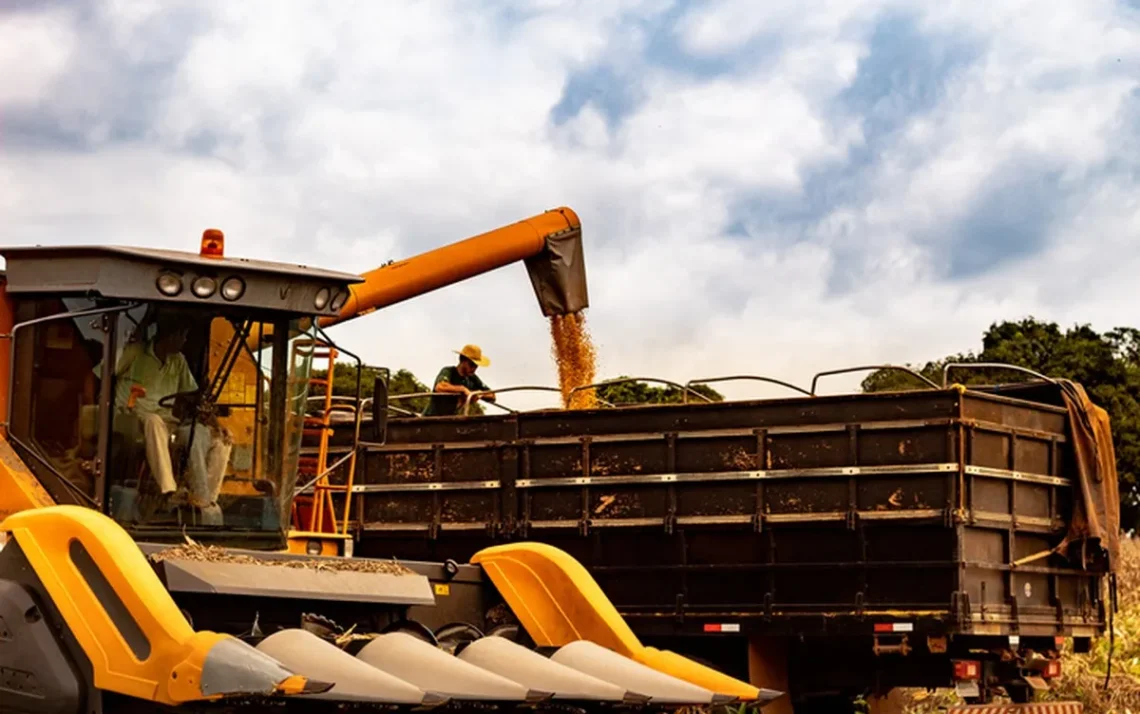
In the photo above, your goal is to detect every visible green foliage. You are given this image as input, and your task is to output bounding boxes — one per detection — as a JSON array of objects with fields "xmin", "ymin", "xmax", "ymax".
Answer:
[
  {"xmin": 310, "ymin": 363, "xmax": 484, "ymax": 416},
  {"xmin": 861, "ymin": 317, "xmax": 1140, "ymax": 529},
  {"xmin": 386, "ymin": 368, "xmax": 432, "ymax": 415},
  {"xmin": 310, "ymin": 363, "xmax": 387, "ymax": 401},
  {"xmin": 596, "ymin": 377, "xmax": 724, "ymax": 406}
]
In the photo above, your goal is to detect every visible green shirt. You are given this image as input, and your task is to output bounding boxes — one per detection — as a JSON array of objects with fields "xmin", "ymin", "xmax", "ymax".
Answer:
[{"xmin": 423, "ymin": 365, "xmax": 488, "ymax": 416}]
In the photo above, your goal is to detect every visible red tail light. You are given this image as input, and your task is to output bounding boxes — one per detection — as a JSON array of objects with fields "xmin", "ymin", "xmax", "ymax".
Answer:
[
  {"xmin": 953, "ymin": 660, "xmax": 981, "ymax": 681},
  {"xmin": 1043, "ymin": 659, "xmax": 1061, "ymax": 679}
]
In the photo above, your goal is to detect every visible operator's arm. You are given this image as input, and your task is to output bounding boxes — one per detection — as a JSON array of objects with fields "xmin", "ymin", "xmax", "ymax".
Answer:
[
  {"xmin": 474, "ymin": 375, "xmax": 495, "ymax": 402},
  {"xmin": 433, "ymin": 367, "xmax": 469, "ymax": 395}
]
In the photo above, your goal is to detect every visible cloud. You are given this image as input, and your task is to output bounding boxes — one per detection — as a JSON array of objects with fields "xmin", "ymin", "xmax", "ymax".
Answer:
[{"xmin": 3, "ymin": 0, "xmax": 1140, "ymax": 409}]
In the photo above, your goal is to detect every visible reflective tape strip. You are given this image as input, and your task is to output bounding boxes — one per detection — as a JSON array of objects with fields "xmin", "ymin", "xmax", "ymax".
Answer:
[
  {"xmin": 702, "ymin": 623, "xmax": 741, "ymax": 633},
  {"xmin": 947, "ymin": 703, "xmax": 1082, "ymax": 714},
  {"xmin": 873, "ymin": 623, "xmax": 913, "ymax": 633}
]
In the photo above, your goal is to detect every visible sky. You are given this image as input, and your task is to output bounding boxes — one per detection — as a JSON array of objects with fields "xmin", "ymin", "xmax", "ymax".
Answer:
[{"xmin": 2, "ymin": 0, "xmax": 1139, "ymax": 409}]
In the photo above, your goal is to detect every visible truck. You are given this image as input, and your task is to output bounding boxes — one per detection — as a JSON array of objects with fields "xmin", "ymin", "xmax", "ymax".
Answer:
[
  {"xmin": 0, "ymin": 208, "xmax": 778, "ymax": 713},
  {"xmin": 310, "ymin": 366, "xmax": 1119, "ymax": 712}
]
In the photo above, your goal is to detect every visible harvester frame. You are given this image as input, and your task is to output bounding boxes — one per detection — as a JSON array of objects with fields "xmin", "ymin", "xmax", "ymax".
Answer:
[{"xmin": 0, "ymin": 210, "xmax": 776, "ymax": 714}]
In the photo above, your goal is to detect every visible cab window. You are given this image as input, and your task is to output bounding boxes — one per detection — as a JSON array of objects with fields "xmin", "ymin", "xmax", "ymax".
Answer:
[{"xmin": 8, "ymin": 297, "xmax": 103, "ymax": 502}]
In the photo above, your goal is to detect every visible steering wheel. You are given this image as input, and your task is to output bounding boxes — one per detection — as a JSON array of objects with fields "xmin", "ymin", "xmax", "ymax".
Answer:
[
  {"xmin": 158, "ymin": 390, "xmax": 211, "ymax": 424},
  {"xmin": 158, "ymin": 390, "xmax": 203, "ymax": 410}
]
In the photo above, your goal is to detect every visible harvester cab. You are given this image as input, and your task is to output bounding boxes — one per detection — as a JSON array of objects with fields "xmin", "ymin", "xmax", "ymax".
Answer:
[
  {"xmin": 0, "ymin": 215, "xmax": 781, "ymax": 714},
  {"xmin": 0, "ymin": 237, "xmax": 360, "ymax": 549}
]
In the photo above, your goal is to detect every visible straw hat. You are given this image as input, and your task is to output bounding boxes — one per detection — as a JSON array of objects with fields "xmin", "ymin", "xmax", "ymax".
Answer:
[{"xmin": 455, "ymin": 344, "xmax": 490, "ymax": 367}]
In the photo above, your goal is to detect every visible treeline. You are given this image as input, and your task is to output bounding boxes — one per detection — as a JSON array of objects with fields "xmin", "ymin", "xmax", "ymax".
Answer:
[
  {"xmin": 861, "ymin": 318, "xmax": 1140, "ymax": 530},
  {"xmin": 309, "ymin": 365, "xmax": 434, "ymax": 414},
  {"xmin": 308, "ymin": 367, "xmax": 726, "ymax": 414}
]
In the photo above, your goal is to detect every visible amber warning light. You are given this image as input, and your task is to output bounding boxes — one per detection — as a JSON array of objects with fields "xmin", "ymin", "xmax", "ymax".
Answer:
[{"xmin": 201, "ymin": 228, "xmax": 225, "ymax": 258}]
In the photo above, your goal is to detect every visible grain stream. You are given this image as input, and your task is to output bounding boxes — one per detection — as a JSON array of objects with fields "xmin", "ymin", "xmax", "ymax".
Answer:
[{"xmin": 550, "ymin": 311, "xmax": 597, "ymax": 409}]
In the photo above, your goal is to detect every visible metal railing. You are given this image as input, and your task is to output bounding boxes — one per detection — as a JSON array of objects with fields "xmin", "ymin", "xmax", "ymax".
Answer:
[
  {"xmin": 303, "ymin": 361, "xmax": 1062, "ymax": 421},
  {"xmin": 461, "ymin": 386, "xmax": 569, "ymax": 415},
  {"xmin": 809, "ymin": 365, "xmax": 940, "ymax": 396},
  {"xmin": 569, "ymin": 377, "xmax": 715, "ymax": 405},
  {"xmin": 685, "ymin": 375, "xmax": 811, "ymax": 399},
  {"xmin": 941, "ymin": 362, "xmax": 1055, "ymax": 388}
]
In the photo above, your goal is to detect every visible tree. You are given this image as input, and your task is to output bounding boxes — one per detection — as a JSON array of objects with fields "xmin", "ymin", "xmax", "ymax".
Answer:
[
  {"xmin": 310, "ymin": 363, "xmax": 386, "ymax": 401},
  {"xmin": 861, "ymin": 317, "xmax": 1140, "ymax": 530},
  {"xmin": 595, "ymin": 376, "xmax": 724, "ymax": 406},
  {"xmin": 310, "ymin": 363, "xmax": 483, "ymax": 415}
]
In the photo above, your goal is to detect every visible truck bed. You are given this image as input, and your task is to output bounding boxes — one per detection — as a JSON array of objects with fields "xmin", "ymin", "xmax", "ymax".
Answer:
[{"xmin": 317, "ymin": 384, "xmax": 1107, "ymax": 641}]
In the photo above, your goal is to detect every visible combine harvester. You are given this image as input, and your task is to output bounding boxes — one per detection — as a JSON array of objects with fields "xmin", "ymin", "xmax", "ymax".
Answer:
[{"xmin": 0, "ymin": 209, "xmax": 782, "ymax": 713}]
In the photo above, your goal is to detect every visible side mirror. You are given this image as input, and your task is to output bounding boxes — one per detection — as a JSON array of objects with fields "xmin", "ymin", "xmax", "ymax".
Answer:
[{"xmin": 371, "ymin": 376, "xmax": 389, "ymax": 444}]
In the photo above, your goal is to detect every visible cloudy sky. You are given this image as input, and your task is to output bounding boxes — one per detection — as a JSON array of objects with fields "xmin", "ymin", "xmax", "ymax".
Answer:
[{"xmin": 3, "ymin": 0, "xmax": 1138, "ymax": 408}]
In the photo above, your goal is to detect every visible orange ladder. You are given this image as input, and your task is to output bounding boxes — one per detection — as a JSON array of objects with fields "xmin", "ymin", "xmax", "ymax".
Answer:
[{"xmin": 290, "ymin": 338, "xmax": 359, "ymax": 536}]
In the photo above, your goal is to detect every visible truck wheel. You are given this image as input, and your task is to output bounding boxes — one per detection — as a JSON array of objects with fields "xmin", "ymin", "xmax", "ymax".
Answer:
[{"xmin": 1004, "ymin": 682, "xmax": 1033, "ymax": 704}]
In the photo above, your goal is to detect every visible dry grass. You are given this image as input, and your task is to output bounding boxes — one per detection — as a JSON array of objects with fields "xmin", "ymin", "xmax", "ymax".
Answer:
[
  {"xmin": 898, "ymin": 536, "xmax": 1140, "ymax": 714},
  {"xmin": 149, "ymin": 539, "xmax": 414, "ymax": 575}
]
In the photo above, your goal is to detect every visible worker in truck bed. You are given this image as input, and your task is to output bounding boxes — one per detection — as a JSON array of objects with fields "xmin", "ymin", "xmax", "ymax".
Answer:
[{"xmin": 423, "ymin": 344, "xmax": 497, "ymax": 416}]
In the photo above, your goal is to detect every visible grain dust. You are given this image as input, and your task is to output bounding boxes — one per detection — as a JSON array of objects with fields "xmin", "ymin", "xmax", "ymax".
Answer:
[{"xmin": 550, "ymin": 311, "xmax": 597, "ymax": 409}]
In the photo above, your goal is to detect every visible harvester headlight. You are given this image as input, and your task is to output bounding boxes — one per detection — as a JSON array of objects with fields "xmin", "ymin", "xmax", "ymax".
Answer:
[
  {"xmin": 329, "ymin": 288, "xmax": 348, "ymax": 312},
  {"xmin": 156, "ymin": 272, "xmax": 183, "ymax": 296},
  {"xmin": 191, "ymin": 276, "xmax": 217, "ymax": 298},
  {"xmin": 220, "ymin": 276, "xmax": 246, "ymax": 301},
  {"xmin": 314, "ymin": 287, "xmax": 331, "ymax": 310}
]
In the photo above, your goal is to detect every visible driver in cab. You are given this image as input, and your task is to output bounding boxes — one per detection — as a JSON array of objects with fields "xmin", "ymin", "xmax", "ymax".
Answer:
[{"xmin": 113, "ymin": 317, "xmax": 232, "ymax": 522}]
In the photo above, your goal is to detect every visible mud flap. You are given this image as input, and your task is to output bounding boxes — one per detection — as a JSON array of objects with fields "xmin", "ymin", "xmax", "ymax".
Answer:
[{"xmin": 471, "ymin": 541, "xmax": 765, "ymax": 701}]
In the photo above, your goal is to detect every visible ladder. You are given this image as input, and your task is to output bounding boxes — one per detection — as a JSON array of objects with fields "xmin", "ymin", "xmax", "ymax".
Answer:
[{"xmin": 290, "ymin": 338, "xmax": 360, "ymax": 536}]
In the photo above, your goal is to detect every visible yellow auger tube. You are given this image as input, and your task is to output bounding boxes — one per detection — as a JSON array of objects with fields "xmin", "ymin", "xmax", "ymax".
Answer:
[
  {"xmin": 471, "ymin": 542, "xmax": 760, "ymax": 701},
  {"xmin": 0, "ymin": 506, "xmax": 313, "ymax": 704}
]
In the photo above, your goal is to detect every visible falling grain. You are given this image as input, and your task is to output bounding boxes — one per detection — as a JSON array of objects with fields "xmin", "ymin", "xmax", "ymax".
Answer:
[{"xmin": 550, "ymin": 311, "xmax": 597, "ymax": 409}]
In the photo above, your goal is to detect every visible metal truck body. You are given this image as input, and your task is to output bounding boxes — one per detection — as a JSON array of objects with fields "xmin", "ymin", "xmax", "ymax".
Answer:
[{"xmin": 322, "ymin": 376, "xmax": 1114, "ymax": 707}]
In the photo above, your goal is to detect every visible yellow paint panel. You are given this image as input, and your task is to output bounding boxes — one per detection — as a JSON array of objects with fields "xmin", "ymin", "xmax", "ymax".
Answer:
[
  {"xmin": 0, "ymin": 436, "xmax": 55, "ymax": 520},
  {"xmin": 472, "ymin": 542, "xmax": 641, "ymax": 653},
  {"xmin": 284, "ymin": 532, "xmax": 346, "ymax": 557},
  {"xmin": 321, "ymin": 207, "xmax": 579, "ymax": 326},
  {"xmin": 471, "ymin": 542, "xmax": 759, "ymax": 700},
  {"xmin": 0, "ymin": 506, "xmax": 279, "ymax": 703}
]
